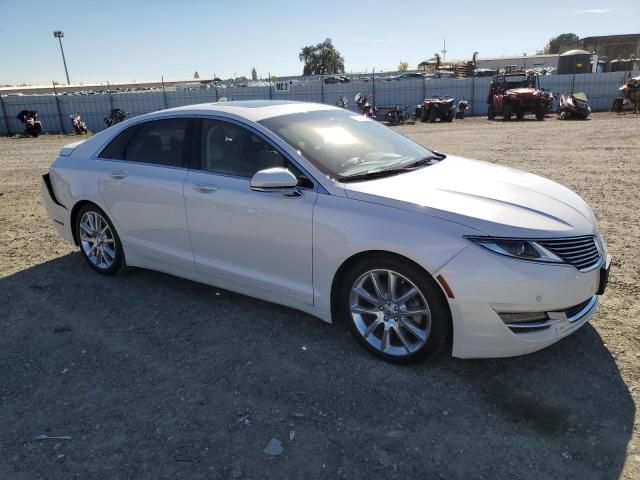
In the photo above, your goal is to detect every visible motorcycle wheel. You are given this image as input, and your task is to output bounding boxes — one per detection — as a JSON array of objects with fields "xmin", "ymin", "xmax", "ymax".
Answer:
[
  {"xmin": 487, "ymin": 105, "xmax": 495, "ymax": 120},
  {"xmin": 612, "ymin": 98, "xmax": 623, "ymax": 113}
]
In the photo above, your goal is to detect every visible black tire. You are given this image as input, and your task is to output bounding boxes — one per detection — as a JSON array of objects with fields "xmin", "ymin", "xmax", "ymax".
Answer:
[
  {"xmin": 428, "ymin": 108, "xmax": 437, "ymax": 123},
  {"xmin": 612, "ymin": 98, "xmax": 623, "ymax": 113},
  {"xmin": 387, "ymin": 111, "xmax": 401, "ymax": 124},
  {"xmin": 337, "ymin": 255, "xmax": 452, "ymax": 364},
  {"xmin": 503, "ymin": 104, "xmax": 512, "ymax": 121},
  {"xmin": 487, "ymin": 104, "xmax": 495, "ymax": 120},
  {"xmin": 419, "ymin": 107, "xmax": 428, "ymax": 122},
  {"xmin": 74, "ymin": 203, "xmax": 125, "ymax": 275},
  {"xmin": 516, "ymin": 110, "xmax": 524, "ymax": 120},
  {"xmin": 535, "ymin": 103, "xmax": 545, "ymax": 121}
]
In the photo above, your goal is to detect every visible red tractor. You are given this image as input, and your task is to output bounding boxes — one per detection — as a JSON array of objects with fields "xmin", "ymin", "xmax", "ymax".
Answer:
[{"xmin": 487, "ymin": 70, "xmax": 546, "ymax": 121}]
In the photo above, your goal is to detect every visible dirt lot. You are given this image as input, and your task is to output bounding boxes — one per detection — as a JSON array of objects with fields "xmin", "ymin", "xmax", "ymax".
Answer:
[{"xmin": 1, "ymin": 113, "xmax": 639, "ymax": 480}]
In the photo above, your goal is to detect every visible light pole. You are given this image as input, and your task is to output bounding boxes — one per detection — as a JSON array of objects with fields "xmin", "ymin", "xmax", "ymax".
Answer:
[{"xmin": 53, "ymin": 31, "xmax": 70, "ymax": 85}]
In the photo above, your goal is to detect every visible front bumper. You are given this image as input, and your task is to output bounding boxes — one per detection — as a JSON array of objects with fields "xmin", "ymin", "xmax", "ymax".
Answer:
[
  {"xmin": 437, "ymin": 245, "xmax": 610, "ymax": 359},
  {"xmin": 41, "ymin": 174, "xmax": 74, "ymax": 244}
]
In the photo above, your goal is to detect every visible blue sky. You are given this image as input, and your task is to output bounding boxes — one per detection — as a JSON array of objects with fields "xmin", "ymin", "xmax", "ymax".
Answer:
[{"xmin": 0, "ymin": 0, "xmax": 638, "ymax": 85}]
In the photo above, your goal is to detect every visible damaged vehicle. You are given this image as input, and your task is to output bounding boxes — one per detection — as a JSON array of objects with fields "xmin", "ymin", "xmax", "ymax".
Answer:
[
  {"xmin": 558, "ymin": 92, "xmax": 591, "ymax": 120},
  {"xmin": 487, "ymin": 70, "xmax": 546, "ymax": 121},
  {"xmin": 416, "ymin": 96, "xmax": 456, "ymax": 122},
  {"xmin": 42, "ymin": 101, "xmax": 610, "ymax": 363}
]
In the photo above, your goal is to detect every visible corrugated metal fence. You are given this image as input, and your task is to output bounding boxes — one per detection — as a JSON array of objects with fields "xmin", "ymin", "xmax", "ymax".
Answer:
[{"xmin": 0, "ymin": 71, "xmax": 636, "ymax": 135}]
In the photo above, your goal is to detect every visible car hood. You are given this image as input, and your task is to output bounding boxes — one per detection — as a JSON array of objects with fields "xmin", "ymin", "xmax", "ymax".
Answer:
[
  {"xmin": 342, "ymin": 156, "xmax": 597, "ymax": 237},
  {"xmin": 506, "ymin": 87, "xmax": 539, "ymax": 96}
]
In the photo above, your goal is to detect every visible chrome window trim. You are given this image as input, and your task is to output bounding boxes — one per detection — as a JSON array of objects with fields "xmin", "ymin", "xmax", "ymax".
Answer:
[{"xmin": 93, "ymin": 113, "xmax": 195, "ymax": 163}]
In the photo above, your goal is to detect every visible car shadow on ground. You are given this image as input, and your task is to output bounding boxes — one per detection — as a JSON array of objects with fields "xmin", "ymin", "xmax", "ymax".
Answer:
[{"xmin": 0, "ymin": 254, "xmax": 634, "ymax": 480}]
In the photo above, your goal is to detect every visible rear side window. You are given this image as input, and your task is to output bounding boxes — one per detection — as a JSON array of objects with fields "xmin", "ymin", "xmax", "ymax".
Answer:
[
  {"xmin": 99, "ymin": 125, "xmax": 140, "ymax": 160},
  {"xmin": 99, "ymin": 118, "xmax": 188, "ymax": 167}
]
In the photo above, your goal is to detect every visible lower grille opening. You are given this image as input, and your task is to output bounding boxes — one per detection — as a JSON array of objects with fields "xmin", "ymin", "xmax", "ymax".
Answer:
[
  {"xmin": 497, "ymin": 296, "xmax": 596, "ymax": 335},
  {"xmin": 498, "ymin": 311, "xmax": 552, "ymax": 333}
]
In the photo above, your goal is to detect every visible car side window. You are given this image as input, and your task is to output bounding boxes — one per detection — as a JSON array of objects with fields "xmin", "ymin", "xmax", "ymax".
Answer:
[
  {"xmin": 99, "ymin": 124, "xmax": 140, "ymax": 160},
  {"xmin": 199, "ymin": 119, "xmax": 289, "ymax": 178},
  {"xmin": 125, "ymin": 118, "xmax": 188, "ymax": 167}
]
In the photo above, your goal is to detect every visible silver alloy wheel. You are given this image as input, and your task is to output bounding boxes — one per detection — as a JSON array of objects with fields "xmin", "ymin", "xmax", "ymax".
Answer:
[
  {"xmin": 79, "ymin": 211, "xmax": 116, "ymax": 270},
  {"xmin": 349, "ymin": 269, "xmax": 431, "ymax": 356}
]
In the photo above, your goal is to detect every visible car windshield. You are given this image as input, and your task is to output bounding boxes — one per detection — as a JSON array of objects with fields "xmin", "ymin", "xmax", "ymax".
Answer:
[
  {"xmin": 259, "ymin": 110, "xmax": 441, "ymax": 180},
  {"xmin": 501, "ymin": 75, "xmax": 532, "ymax": 88}
]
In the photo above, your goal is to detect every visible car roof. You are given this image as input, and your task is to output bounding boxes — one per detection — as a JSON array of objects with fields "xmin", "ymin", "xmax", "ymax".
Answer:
[{"xmin": 163, "ymin": 100, "xmax": 339, "ymax": 122}]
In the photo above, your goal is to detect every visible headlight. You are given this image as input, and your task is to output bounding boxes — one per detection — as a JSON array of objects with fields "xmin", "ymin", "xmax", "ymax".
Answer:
[{"xmin": 466, "ymin": 236, "xmax": 563, "ymax": 263}]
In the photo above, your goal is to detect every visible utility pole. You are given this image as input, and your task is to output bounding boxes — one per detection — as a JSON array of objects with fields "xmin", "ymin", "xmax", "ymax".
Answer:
[{"xmin": 53, "ymin": 31, "xmax": 70, "ymax": 85}]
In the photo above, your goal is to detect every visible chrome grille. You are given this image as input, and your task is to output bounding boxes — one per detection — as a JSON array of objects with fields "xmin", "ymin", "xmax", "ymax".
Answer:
[{"xmin": 537, "ymin": 236, "xmax": 600, "ymax": 271}]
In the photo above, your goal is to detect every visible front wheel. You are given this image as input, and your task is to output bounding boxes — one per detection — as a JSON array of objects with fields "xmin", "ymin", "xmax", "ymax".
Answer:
[
  {"xmin": 535, "ymin": 103, "xmax": 545, "ymax": 120},
  {"xmin": 503, "ymin": 104, "xmax": 512, "ymax": 121},
  {"xmin": 487, "ymin": 104, "xmax": 495, "ymax": 120},
  {"xmin": 75, "ymin": 204, "xmax": 125, "ymax": 275},
  {"xmin": 338, "ymin": 256, "xmax": 451, "ymax": 363}
]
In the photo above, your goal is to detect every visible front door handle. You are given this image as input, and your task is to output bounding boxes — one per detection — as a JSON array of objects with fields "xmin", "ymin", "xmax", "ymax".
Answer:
[
  {"xmin": 193, "ymin": 183, "xmax": 219, "ymax": 193},
  {"xmin": 111, "ymin": 170, "xmax": 127, "ymax": 180}
]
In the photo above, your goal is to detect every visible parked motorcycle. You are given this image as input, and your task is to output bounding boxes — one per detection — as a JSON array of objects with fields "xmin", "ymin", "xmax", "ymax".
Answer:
[
  {"xmin": 613, "ymin": 76, "xmax": 640, "ymax": 113},
  {"xmin": 354, "ymin": 93, "xmax": 408, "ymax": 125},
  {"xmin": 557, "ymin": 92, "xmax": 591, "ymax": 120},
  {"xmin": 70, "ymin": 113, "xmax": 89, "ymax": 134},
  {"xmin": 104, "ymin": 108, "xmax": 127, "ymax": 127},
  {"xmin": 16, "ymin": 110, "xmax": 43, "ymax": 137},
  {"xmin": 455, "ymin": 99, "xmax": 470, "ymax": 119},
  {"xmin": 541, "ymin": 89, "xmax": 555, "ymax": 115}
]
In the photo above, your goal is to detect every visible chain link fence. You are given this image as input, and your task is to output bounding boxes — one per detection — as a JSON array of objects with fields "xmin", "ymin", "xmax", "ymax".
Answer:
[{"xmin": 0, "ymin": 71, "xmax": 637, "ymax": 135}]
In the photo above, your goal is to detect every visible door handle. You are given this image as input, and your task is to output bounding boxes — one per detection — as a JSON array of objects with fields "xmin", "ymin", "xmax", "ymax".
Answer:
[
  {"xmin": 193, "ymin": 183, "xmax": 219, "ymax": 193},
  {"xmin": 111, "ymin": 170, "xmax": 127, "ymax": 180}
]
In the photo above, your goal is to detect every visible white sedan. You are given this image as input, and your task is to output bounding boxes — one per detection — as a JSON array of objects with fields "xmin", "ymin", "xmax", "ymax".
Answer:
[{"xmin": 42, "ymin": 101, "xmax": 610, "ymax": 362}]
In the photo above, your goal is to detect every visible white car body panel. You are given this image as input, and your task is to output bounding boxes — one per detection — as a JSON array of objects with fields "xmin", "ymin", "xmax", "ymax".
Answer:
[
  {"xmin": 184, "ymin": 169, "xmax": 317, "ymax": 304},
  {"xmin": 343, "ymin": 156, "xmax": 597, "ymax": 237},
  {"xmin": 41, "ymin": 101, "xmax": 609, "ymax": 359},
  {"xmin": 98, "ymin": 161, "xmax": 193, "ymax": 268}
]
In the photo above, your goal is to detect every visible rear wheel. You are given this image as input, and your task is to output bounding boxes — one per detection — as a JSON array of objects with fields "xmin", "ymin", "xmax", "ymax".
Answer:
[
  {"xmin": 612, "ymin": 98, "xmax": 623, "ymax": 113},
  {"xmin": 75, "ymin": 204, "xmax": 125, "ymax": 275},
  {"xmin": 338, "ymin": 256, "xmax": 451, "ymax": 363}
]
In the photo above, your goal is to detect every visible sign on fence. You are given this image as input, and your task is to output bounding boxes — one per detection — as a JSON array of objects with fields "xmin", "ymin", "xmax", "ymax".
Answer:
[{"xmin": 273, "ymin": 81, "xmax": 290, "ymax": 93}]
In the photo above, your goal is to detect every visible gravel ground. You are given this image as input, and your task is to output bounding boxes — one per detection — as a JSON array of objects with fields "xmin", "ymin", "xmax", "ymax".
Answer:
[{"xmin": 0, "ymin": 113, "xmax": 638, "ymax": 480}]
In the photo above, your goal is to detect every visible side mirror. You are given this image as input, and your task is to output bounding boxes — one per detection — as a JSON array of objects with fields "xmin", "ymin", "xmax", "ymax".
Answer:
[{"xmin": 250, "ymin": 168, "xmax": 299, "ymax": 192}]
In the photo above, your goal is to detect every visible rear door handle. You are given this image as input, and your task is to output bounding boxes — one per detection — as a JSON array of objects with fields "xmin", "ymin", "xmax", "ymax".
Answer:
[
  {"xmin": 193, "ymin": 183, "xmax": 219, "ymax": 193},
  {"xmin": 111, "ymin": 170, "xmax": 127, "ymax": 180}
]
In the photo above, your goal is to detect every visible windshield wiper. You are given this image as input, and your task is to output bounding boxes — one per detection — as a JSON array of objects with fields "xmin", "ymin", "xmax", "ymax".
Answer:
[{"xmin": 338, "ymin": 155, "xmax": 443, "ymax": 183}]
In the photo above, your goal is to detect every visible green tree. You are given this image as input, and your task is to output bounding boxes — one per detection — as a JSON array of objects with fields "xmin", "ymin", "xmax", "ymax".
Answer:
[
  {"xmin": 540, "ymin": 33, "xmax": 579, "ymax": 54},
  {"xmin": 299, "ymin": 38, "xmax": 345, "ymax": 75},
  {"xmin": 398, "ymin": 61, "xmax": 409, "ymax": 72}
]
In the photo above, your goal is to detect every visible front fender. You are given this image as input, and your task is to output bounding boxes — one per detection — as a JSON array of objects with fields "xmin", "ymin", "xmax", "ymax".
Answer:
[{"xmin": 312, "ymin": 194, "xmax": 477, "ymax": 320}]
